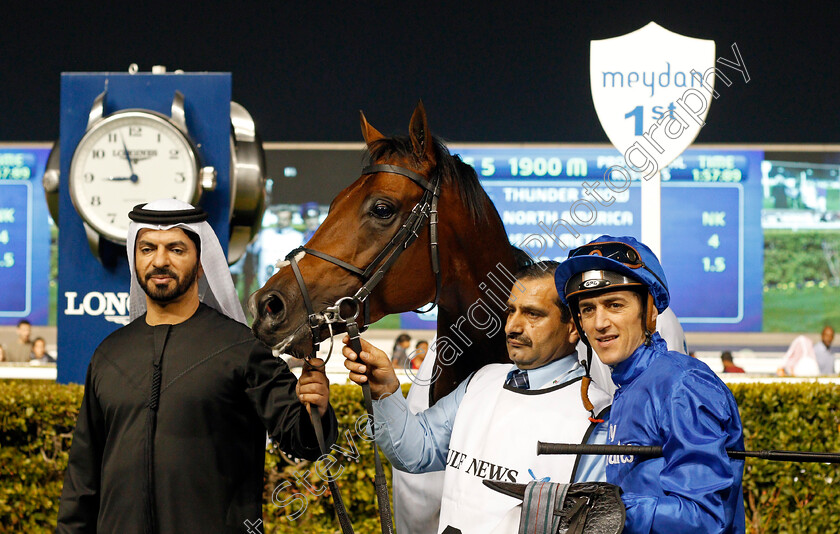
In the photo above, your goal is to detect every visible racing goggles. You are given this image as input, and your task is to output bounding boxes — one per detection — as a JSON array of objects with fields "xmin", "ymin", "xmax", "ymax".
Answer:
[{"xmin": 567, "ymin": 241, "xmax": 667, "ymax": 292}]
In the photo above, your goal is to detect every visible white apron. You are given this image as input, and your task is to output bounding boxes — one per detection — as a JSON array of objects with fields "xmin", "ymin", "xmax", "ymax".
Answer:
[{"xmin": 437, "ymin": 363, "xmax": 611, "ymax": 534}]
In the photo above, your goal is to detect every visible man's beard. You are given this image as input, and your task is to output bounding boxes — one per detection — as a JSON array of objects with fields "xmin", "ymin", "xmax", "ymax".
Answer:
[{"xmin": 138, "ymin": 262, "xmax": 200, "ymax": 303}]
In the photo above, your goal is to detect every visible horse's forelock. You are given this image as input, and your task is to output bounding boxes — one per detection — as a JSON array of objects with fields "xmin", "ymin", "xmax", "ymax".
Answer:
[{"xmin": 366, "ymin": 135, "xmax": 492, "ymax": 224}]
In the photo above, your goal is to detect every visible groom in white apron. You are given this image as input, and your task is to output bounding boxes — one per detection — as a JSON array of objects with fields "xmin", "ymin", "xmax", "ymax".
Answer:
[{"xmin": 342, "ymin": 261, "xmax": 612, "ymax": 534}]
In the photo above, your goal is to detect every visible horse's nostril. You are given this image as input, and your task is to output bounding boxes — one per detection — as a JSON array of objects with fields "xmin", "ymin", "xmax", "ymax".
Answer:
[
  {"xmin": 261, "ymin": 293, "xmax": 285, "ymax": 318},
  {"xmin": 266, "ymin": 296, "xmax": 281, "ymax": 314}
]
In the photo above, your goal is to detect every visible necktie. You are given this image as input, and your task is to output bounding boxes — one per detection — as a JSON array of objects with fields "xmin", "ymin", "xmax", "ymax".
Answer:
[{"xmin": 506, "ymin": 368, "xmax": 530, "ymax": 390}]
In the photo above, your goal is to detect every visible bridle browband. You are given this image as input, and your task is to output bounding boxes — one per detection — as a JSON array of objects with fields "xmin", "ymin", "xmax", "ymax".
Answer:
[
  {"xmin": 285, "ymin": 162, "xmax": 442, "ymax": 357},
  {"xmin": 280, "ymin": 161, "xmax": 443, "ymax": 534}
]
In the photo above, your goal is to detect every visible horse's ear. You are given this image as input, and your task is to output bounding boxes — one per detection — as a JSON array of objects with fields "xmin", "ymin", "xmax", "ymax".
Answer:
[
  {"xmin": 409, "ymin": 100, "xmax": 434, "ymax": 162},
  {"xmin": 359, "ymin": 111, "xmax": 385, "ymax": 146}
]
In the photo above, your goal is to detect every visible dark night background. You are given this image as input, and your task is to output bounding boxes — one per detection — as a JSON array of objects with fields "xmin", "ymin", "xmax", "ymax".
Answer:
[{"xmin": 1, "ymin": 3, "xmax": 838, "ymax": 144}]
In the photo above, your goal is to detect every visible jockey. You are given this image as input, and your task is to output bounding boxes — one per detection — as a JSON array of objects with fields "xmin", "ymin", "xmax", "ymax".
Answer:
[{"xmin": 554, "ymin": 235, "xmax": 746, "ymax": 534}]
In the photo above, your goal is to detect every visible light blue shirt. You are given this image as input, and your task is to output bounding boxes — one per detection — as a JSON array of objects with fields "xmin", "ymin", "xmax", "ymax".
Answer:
[
  {"xmin": 372, "ymin": 354, "xmax": 610, "ymax": 482},
  {"xmin": 814, "ymin": 341, "xmax": 835, "ymax": 375}
]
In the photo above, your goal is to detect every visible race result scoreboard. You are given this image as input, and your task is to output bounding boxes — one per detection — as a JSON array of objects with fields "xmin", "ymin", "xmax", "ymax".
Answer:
[
  {"xmin": 0, "ymin": 148, "xmax": 51, "ymax": 325},
  {"xmin": 400, "ymin": 147, "xmax": 762, "ymax": 332}
]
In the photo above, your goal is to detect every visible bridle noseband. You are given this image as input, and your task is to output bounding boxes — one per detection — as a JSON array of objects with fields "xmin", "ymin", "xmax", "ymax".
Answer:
[{"xmin": 284, "ymin": 162, "xmax": 442, "ymax": 360}]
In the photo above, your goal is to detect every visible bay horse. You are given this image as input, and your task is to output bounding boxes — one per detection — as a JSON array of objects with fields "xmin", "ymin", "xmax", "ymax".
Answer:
[{"xmin": 250, "ymin": 101, "xmax": 517, "ymax": 404}]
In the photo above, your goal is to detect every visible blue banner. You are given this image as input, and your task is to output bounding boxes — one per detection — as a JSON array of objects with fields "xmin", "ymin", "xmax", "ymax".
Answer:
[{"xmin": 0, "ymin": 148, "xmax": 51, "ymax": 325}]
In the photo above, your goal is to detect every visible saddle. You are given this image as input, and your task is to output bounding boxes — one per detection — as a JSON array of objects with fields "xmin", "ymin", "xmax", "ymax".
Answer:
[{"xmin": 482, "ymin": 480, "xmax": 625, "ymax": 534}]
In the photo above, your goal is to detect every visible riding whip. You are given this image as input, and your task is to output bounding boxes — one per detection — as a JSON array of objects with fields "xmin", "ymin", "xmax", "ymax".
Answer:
[{"xmin": 537, "ymin": 442, "xmax": 840, "ymax": 463}]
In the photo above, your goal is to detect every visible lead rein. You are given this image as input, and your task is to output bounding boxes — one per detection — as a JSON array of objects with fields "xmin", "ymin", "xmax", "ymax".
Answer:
[{"xmin": 346, "ymin": 319, "xmax": 395, "ymax": 534}]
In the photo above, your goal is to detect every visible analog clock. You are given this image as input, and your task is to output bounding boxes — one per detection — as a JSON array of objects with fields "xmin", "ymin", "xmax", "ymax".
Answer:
[
  {"xmin": 45, "ymin": 87, "xmax": 265, "ymax": 263},
  {"xmin": 68, "ymin": 91, "xmax": 215, "ymax": 247},
  {"xmin": 69, "ymin": 111, "xmax": 202, "ymax": 243}
]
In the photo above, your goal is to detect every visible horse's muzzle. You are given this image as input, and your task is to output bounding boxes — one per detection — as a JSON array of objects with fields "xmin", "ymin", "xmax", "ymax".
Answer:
[{"xmin": 249, "ymin": 288, "xmax": 294, "ymax": 349}]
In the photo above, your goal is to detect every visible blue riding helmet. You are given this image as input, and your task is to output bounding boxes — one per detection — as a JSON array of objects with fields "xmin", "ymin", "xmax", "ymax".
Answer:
[{"xmin": 554, "ymin": 235, "xmax": 669, "ymax": 313}]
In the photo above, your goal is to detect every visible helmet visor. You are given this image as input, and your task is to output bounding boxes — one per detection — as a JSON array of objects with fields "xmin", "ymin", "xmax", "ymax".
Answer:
[
  {"xmin": 565, "ymin": 269, "xmax": 645, "ymax": 302},
  {"xmin": 568, "ymin": 241, "xmax": 667, "ymax": 291}
]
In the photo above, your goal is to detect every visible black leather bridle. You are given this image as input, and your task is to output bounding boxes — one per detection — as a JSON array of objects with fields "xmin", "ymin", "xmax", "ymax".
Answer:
[
  {"xmin": 282, "ymin": 162, "xmax": 442, "ymax": 534},
  {"xmin": 285, "ymin": 163, "xmax": 442, "ymax": 350}
]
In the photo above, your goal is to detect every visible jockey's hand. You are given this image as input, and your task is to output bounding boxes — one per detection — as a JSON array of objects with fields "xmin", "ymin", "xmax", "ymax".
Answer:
[
  {"xmin": 342, "ymin": 335, "xmax": 401, "ymax": 400},
  {"xmin": 297, "ymin": 358, "xmax": 330, "ymax": 415}
]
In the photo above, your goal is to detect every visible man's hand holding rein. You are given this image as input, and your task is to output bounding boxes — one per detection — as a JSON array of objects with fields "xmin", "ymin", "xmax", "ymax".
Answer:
[
  {"xmin": 341, "ymin": 335, "xmax": 401, "ymax": 400},
  {"xmin": 296, "ymin": 357, "xmax": 331, "ymax": 415}
]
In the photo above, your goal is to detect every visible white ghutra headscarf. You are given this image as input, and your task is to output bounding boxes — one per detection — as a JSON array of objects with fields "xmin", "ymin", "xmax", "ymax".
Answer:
[{"xmin": 126, "ymin": 199, "xmax": 247, "ymax": 324}]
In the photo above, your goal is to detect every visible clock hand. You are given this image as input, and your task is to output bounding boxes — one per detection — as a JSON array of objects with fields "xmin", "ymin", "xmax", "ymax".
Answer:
[
  {"xmin": 104, "ymin": 175, "xmax": 140, "ymax": 182},
  {"xmin": 120, "ymin": 134, "xmax": 139, "ymax": 182}
]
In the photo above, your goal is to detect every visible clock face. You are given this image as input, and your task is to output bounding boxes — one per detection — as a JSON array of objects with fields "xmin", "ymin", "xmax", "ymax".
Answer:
[{"xmin": 69, "ymin": 111, "xmax": 201, "ymax": 244}]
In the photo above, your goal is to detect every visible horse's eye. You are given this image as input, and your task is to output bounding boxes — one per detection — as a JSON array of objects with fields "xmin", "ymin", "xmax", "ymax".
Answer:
[{"xmin": 371, "ymin": 203, "xmax": 395, "ymax": 219}]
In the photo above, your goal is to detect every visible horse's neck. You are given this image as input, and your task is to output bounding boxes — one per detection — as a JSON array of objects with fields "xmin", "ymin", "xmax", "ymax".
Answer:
[
  {"xmin": 425, "ymin": 176, "xmax": 520, "ymax": 402},
  {"xmin": 431, "ymin": 218, "xmax": 517, "ymax": 402},
  {"xmin": 436, "ymin": 297, "xmax": 510, "ymax": 360},
  {"xmin": 432, "ymin": 305, "xmax": 508, "ymax": 403}
]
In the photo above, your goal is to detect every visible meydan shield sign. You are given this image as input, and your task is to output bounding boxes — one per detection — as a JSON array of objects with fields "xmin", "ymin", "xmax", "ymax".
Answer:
[
  {"xmin": 590, "ymin": 22, "xmax": 716, "ymax": 257},
  {"xmin": 590, "ymin": 22, "xmax": 716, "ymax": 169}
]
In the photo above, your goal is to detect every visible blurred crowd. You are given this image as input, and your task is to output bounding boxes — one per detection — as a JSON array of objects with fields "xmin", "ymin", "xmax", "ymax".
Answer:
[
  {"xmin": 685, "ymin": 326, "xmax": 837, "ymax": 376},
  {"xmin": 776, "ymin": 326, "xmax": 835, "ymax": 376},
  {"xmin": 0, "ymin": 319, "xmax": 56, "ymax": 364},
  {"xmin": 391, "ymin": 333, "xmax": 429, "ymax": 371}
]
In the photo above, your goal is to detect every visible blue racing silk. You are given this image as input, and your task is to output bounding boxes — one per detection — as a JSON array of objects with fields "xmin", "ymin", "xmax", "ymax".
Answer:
[{"xmin": 607, "ymin": 333, "xmax": 745, "ymax": 534}]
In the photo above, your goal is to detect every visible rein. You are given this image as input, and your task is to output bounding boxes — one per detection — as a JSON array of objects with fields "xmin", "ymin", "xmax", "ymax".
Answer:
[{"xmin": 283, "ymin": 162, "xmax": 442, "ymax": 534}]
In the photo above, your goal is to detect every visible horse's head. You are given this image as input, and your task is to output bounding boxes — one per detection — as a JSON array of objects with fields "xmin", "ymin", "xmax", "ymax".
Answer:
[{"xmin": 251, "ymin": 102, "xmax": 453, "ymax": 356}]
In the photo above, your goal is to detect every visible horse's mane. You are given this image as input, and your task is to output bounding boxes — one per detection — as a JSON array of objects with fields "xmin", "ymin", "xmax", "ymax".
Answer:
[{"xmin": 367, "ymin": 136, "xmax": 493, "ymax": 224}]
